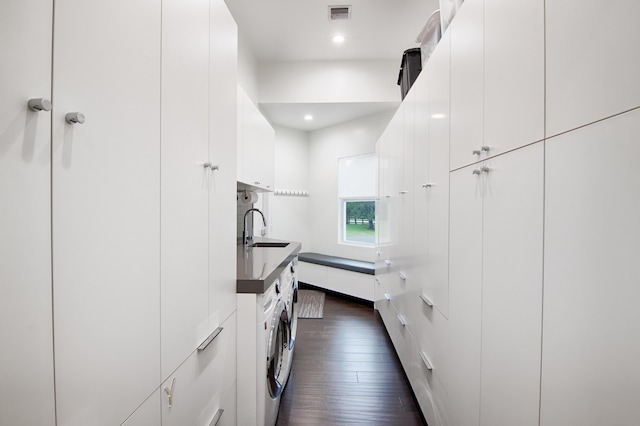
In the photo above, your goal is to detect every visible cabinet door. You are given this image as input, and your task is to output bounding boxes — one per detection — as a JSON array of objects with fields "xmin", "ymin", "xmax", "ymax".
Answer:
[
  {"xmin": 0, "ymin": 1, "xmax": 55, "ymax": 424},
  {"xmin": 122, "ymin": 390, "xmax": 161, "ymax": 426},
  {"xmin": 446, "ymin": 164, "xmax": 483, "ymax": 426},
  {"xmin": 484, "ymin": 0, "xmax": 543, "ymax": 156},
  {"xmin": 208, "ymin": 0, "xmax": 238, "ymax": 329},
  {"xmin": 542, "ymin": 110, "xmax": 640, "ymax": 425},
  {"xmin": 425, "ymin": 29, "xmax": 451, "ymax": 318},
  {"xmin": 546, "ymin": 1, "xmax": 640, "ymax": 137},
  {"xmin": 51, "ymin": 0, "xmax": 161, "ymax": 424},
  {"xmin": 449, "ymin": 0, "xmax": 483, "ymax": 170},
  {"xmin": 480, "ymin": 143, "xmax": 543, "ymax": 426},
  {"xmin": 160, "ymin": 0, "xmax": 211, "ymax": 380}
]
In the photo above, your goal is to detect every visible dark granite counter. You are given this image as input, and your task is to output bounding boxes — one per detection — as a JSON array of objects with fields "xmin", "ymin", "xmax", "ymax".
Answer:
[{"xmin": 236, "ymin": 237, "xmax": 301, "ymax": 293}]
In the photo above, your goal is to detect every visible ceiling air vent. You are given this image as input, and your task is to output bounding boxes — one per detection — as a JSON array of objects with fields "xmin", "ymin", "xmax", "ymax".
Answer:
[{"xmin": 329, "ymin": 5, "xmax": 351, "ymax": 20}]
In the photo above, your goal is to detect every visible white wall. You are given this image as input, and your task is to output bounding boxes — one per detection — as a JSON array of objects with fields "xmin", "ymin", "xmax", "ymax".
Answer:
[
  {"xmin": 258, "ymin": 59, "xmax": 400, "ymax": 103},
  {"xmin": 307, "ymin": 110, "xmax": 394, "ymax": 261},
  {"xmin": 237, "ymin": 31, "xmax": 259, "ymax": 102},
  {"xmin": 268, "ymin": 126, "xmax": 311, "ymax": 249}
]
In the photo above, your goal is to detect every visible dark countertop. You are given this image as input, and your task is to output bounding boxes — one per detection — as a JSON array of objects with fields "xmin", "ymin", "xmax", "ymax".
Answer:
[{"xmin": 236, "ymin": 237, "xmax": 302, "ymax": 293}]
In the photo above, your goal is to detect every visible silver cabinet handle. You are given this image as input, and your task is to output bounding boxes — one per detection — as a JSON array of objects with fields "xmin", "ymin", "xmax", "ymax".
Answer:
[
  {"xmin": 419, "ymin": 351, "xmax": 433, "ymax": 370},
  {"xmin": 397, "ymin": 314, "xmax": 407, "ymax": 326},
  {"xmin": 472, "ymin": 169, "xmax": 481, "ymax": 175},
  {"xmin": 398, "ymin": 272, "xmax": 406, "ymax": 281},
  {"xmin": 254, "ymin": 181, "xmax": 260, "ymax": 185},
  {"xmin": 399, "ymin": 190, "xmax": 408, "ymax": 194},
  {"xmin": 481, "ymin": 166, "xmax": 490, "ymax": 173},
  {"xmin": 384, "ymin": 259, "xmax": 392, "ymax": 266},
  {"xmin": 198, "ymin": 327, "xmax": 223, "ymax": 351},
  {"xmin": 65, "ymin": 112, "xmax": 85, "ymax": 124},
  {"xmin": 481, "ymin": 145, "xmax": 490, "ymax": 153},
  {"xmin": 472, "ymin": 149, "xmax": 481, "ymax": 156},
  {"xmin": 384, "ymin": 293, "xmax": 392, "ymax": 301},
  {"xmin": 203, "ymin": 163, "xmax": 220, "ymax": 171},
  {"xmin": 422, "ymin": 183, "xmax": 435, "ymax": 188},
  {"xmin": 420, "ymin": 294, "xmax": 433, "ymax": 307},
  {"xmin": 375, "ymin": 278, "xmax": 380, "ymax": 284},
  {"xmin": 28, "ymin": 98, "xmax": 51, "ymax": 112},
  {"xmin": 203, "ymin": 162, "xmax": 212, "ymax": 169},
  {"xmin": 164, "ymin": 377, "xmax": 176, "ymax": 407},
  {"xmin": 209, "ymin": 409, "xmax": 224, "ymax": 426}
]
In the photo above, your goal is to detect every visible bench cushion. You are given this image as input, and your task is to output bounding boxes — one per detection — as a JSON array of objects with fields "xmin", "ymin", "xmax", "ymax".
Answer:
[{"xmin": 298, "ymin": 252, "xmax": 375, "ymax": 275}]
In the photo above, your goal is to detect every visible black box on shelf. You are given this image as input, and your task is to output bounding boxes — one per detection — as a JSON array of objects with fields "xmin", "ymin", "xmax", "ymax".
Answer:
[{"xmin": 397, "ymin": 48, "xmax": 422, "ymax": 100}]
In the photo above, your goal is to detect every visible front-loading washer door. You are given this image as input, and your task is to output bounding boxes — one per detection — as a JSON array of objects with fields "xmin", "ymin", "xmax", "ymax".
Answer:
[
  {"xmin": 267, "ymin": 299, "xmax": 290, "ymax": 399},
  {"xmin": 289, "ymin": 277, "xmax": 298, "ymax": 350}
]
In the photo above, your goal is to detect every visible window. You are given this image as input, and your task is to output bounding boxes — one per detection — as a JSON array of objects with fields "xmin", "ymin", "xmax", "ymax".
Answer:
[{"xmin": 338, "ymin": 154, "xmax": 377, "ymax": 246}]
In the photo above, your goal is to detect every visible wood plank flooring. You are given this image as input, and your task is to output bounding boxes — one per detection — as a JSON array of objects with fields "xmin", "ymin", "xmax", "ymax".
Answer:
[{"xmin": 276, "ymin": 291, "xmax": 426, "ymax": 426}]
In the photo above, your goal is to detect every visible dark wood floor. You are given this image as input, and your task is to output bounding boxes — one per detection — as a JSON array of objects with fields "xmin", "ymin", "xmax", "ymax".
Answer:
[{"xmin": 276, "ymin": 291, "xmax": 426, "ymax": 426}]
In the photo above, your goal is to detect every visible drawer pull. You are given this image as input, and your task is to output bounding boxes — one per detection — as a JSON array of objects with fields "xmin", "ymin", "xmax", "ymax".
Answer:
[
  {"xmin": 397, "ymin": 314, "xmax": 407, "ymax": 326},
  {"xmin": 198, "ymin": 327, "xmax": 223, "ymax": 351},
  {"xmin": 384, "ymin": 259, "xmax": 392, "ymax": 266},
  {"xmin": 419, "ymin": 294, "xmax": 433, "ymax": 307},
  {"xmin": 398, "ymin": 272, "xmax": 406, "ymax": 281},
  {"xmin": 419, "ymin": 351, "xmax": 433, "ymax": 371},
  {"xmin": 384, "ymin": 293, "xmax": 392, "ymax": 301},
  {"xmin": 28, "ymin": 98, "xmax": 51, "ymax": 112},
  {"xmin": 164, "ymin": 377, "xmax": 176, "ymax": 407},
  {"xmin": 209, "ymin": 409, "xmax": 224, "ymax": 426}
]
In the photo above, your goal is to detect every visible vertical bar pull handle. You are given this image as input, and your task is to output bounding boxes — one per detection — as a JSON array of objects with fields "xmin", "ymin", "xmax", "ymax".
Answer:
[
  {"xmin": 397, "ymin": 314, "xmax": 407, "ymax": 326},
  {"xmin": 398, "ymin": 272, "xmax": 406, "ymax": 281},
  {"xmin": 419, "ymin": 351, "xmax": 433, "ymax": 371},
  {"xmin": 209, "ymin": 409, "xmax": 224, "ymax": 426},
  {"xmin": 384, "ymin": 293, "xmax": 392, "ymax": 301}
]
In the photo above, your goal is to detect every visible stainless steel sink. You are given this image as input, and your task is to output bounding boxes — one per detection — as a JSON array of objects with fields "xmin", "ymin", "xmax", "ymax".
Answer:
[{"xmin": 249, "ymin": 242, "xmax": 290, "ymax": 248}]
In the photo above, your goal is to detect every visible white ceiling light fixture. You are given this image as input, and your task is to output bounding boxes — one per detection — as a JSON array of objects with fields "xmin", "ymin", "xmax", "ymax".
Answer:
[
  {"xmin": 304, "ymin": 114, "xmax": 314, "ymax": 121},
  {"xmin": 328, "ymin": 5, "xmax": 351, "ymax": 20},
  {"xmin": 332, "ymin": 35, "xmax": 345, "ymax": 44}
]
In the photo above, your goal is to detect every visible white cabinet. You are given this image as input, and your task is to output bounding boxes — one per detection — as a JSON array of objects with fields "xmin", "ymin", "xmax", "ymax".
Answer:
[
  {"xmin": 237, "ymin": 86, "xmax": 275, "ymax": 192},
  {"xmin": 483, "ymin": 0, "xmax": 544, "ymax": 155},
  {"xmin": 122, "ymin": 391, "xmax": 161, "ymax": 426},
  {"xmin": 449, "ymin": 0, "xmax": 483, "ymax": 170},
  {"xmin": 51, "ymin": 0, "xmax": 162, "ymax": 424},
  {"xmin": 541, "ymin": 110, "xmax": 640, "ymax": 425},
  {"xmin": 160, "ymin": 0, "xmax": 211, "ymax": 380},
  {"xmin": 0, "ymin": 1, "xmax": 55, "ymax": 424},
  {"xmin": 546, "ymin": 1, "xmax": 640, "ymax": 137},
  {"xmin": 447, "ymin": 143, "xmax": 544, "ymax": 426},
  {"xmin": 162, "ymin": 312, "xmax": 237, "ymax": 426},
  {"xmin": 480, "ymin": 143, "xmax": 543, "ymax": 426},
  {"xmin": 446, "ymin": 163, "xmax": 483, "ymax": 426},
  {"xmin": 208, "ymin": 0, "xmax": 239, "ymax": 338}
]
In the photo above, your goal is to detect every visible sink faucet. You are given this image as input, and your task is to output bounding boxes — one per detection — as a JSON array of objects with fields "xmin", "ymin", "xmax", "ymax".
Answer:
[{"xmin": 243, "ymin": 208, "xmax": 267, "ymax": 246}]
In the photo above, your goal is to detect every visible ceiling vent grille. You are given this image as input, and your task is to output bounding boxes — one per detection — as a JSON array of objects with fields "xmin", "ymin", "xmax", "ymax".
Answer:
[{"xmin": 329, "ymin": 6, "xmax": 351, "ymax": 20}]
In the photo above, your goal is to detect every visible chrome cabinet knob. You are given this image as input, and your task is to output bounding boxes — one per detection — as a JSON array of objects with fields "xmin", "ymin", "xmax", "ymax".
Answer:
[
  {"xmin": 472, "ymin": 169, "xmax": 481, "ymax": 175},
  {"xmin": 65, "ymin": 112, "xmax": 85, "ymax": 124},
  {"xmin": 422, "ymin": 183, "xmax": 435, "ymax": 188},
  {"xmin": 28, "ymin": 98, "xmax": 51, "ymax": 112}
]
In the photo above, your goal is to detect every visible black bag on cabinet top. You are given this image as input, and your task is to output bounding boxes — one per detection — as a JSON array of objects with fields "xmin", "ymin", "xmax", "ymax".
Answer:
[{"xmin": 397, "ymin": 47, "xmax": 422, "ymax": 100}]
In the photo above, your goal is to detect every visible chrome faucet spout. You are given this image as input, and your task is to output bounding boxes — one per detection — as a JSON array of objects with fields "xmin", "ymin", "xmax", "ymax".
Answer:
[{"xmin": 243, "ymin": 208, "xmax": 267, "ymax": 245}]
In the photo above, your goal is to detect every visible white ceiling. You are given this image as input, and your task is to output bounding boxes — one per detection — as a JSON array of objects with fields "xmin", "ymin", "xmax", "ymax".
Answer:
[{"xmin": 226, "ymin": 0, "xmax": 441, "ymax": 131}]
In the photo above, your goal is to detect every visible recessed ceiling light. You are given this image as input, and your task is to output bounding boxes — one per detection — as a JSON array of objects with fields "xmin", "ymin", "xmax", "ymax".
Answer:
[
  {"xmin": 304, "ymin": 114, "xmax": 313, "ymax": 121},
  {"xmin": 431, "ymin": 113, "xmax": 446, "ymax": 119},
  {"xmin": 333, "ymin": 35, "xmax": 345, "ymax": 44}
]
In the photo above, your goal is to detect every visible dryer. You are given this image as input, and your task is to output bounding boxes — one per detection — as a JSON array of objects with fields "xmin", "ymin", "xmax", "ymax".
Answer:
[
  {"xmin": 238, "ymin": 277, "xmax": 291, "ymax": 426},
  {"xmin": 280, "ymin": 258, "xmax": 299, "ymax": 386}
]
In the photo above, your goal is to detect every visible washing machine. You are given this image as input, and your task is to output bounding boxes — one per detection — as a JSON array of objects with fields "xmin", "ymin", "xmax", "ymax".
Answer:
[
  {"xmin": 257, "ymin": 278, "xmax": 291, "ymax": 426},
  {"xmin": 280, "ymin": 258, "xmax": 299, "ymax": 385}
]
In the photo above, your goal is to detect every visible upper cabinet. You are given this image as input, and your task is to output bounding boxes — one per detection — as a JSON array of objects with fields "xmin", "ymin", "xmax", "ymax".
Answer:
[
  {"xmin": 449, "ymin": 0, "xmax": 484, "ymax": 170},
  {"xmin": 450, "ymin": 0, "xmax": 544, "ymax": 170},
  {"xmin": 237, "ymin": 86, "xmax": 275, "ymax": 192},
  {"xmin": 0, "ymin": 1, "xmax": 55, "ymax": 424},
  {"xmin": 546, "ymin": 1, "xmax": 640, "ymax": 137},
  {"xmin": 483, "ymin": 0, "xmax": 544, "ymax": 156}
]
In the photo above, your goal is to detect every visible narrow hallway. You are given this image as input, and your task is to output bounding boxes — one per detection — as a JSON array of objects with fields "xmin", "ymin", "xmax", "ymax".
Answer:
[{"xmin": 276, "ymin": 290, "xmax": 426, "ymax": 425}]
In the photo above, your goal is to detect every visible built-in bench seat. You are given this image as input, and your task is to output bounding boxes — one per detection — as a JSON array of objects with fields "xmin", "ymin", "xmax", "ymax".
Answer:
[{"xmin": 297, "ymin": 252, "xmax": 375, "ymax": 301}]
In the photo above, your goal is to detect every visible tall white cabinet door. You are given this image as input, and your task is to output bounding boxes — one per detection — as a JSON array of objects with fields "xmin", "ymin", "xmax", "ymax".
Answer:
[
  {"xmin": 546, "ymin": 2, "xmax": 640, "ymax": 137},
  {"xmin": 480, "ymin": 143, "xmax": 543, "ymax": 426},
  {"xmin": 446, "ymin": 164, "xmax": 483, "ymax": 426},
  {"xmin": 541, "ymin": 110, "xmax": 640, "ymax": 425},
  {"xmin": 425, "ymin": 30, "xmax": 451, "ymax": 318},
  {"xmin": 160, "ymin": 0, "xmax": 211, "ymax": 380},
  {"xmin": 449, "ymin": 0, "xmax": 483, "ymax": 170},
  {"xmin": 483, "ymin": 0, "xmax": 543, "ymax": 156},
  {"xmin": 51, "ymin": 1, "xmax": 161, "ymax": 424},
  {"xmin": 122, "ymin": 391, "xmax": 161, "ymax": 426},
  {"xmin": 208, "ymin": 0, "xmax": 238, "ymax": 329},
  {"xmin": 0, "ymin": 2, "xmax": 55, "ymax": 424}
]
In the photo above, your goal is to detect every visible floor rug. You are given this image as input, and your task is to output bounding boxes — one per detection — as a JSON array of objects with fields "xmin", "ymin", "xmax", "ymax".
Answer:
[{"xmin": 297, "ymin": 289, "xmax": 325, "ymax": 318}]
